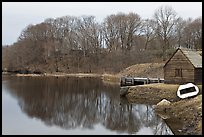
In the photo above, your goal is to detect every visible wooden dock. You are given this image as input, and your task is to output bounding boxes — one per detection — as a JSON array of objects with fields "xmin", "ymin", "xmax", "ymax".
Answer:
[{"xmin": 120, "ymin": 77, "xmax": 164, "ymax": 87}]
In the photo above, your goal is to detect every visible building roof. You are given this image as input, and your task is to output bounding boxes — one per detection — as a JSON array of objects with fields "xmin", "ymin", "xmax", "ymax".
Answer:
[
  {"xmin": 182, "ymin": 49, "xmax": 202, "ymax": 68},
  {"xmin": 164, "ymin": 48, "xmax": 202, "ymax": 68}
]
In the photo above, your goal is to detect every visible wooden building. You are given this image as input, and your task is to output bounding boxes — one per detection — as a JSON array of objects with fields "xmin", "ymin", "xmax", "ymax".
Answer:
[{"xmin": 164, "ymin": 48, "xmax": 202, "ymax": 84}]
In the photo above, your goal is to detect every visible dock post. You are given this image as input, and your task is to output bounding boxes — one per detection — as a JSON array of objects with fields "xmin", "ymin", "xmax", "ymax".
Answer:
[
  {"xmin": 144, "ymin": 80, "xmax": 146, "ymax": 84},
  {"xmin": 120, "ymin": 77, "xmax": 126, "ymax": 86},
  {"xmin": 158, "ymin": 78, "xmax": 160, "ymax": 83},
  {"xmin": 132, "ymin": 78, "xmax": 134, "ymax": 85},
  {"xmin": 147, "ymin": 78, "xmax": 149, "ymax": 84}
]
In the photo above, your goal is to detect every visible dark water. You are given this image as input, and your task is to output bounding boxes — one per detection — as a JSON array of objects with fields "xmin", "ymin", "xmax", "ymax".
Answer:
[{"xmin": 2, "ymin": 75, "xmax": 173, "ymax": 135}]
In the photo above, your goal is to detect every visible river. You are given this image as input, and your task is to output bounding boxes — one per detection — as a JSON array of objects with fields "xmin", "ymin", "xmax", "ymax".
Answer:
[{"xmin": 2, "ymin": 75, "xmax": 173, "ymax": 135}]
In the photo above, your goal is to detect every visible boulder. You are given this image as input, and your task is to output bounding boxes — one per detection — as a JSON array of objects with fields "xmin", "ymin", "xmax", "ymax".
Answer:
[
  {"xmin": 153, "ymin": 99, "xmax": 171, "ymax": 112},
  {"xmin": 120, "ymin": 87, "xmax": 129, "ymax": 97},
  {"xmin": 153, "ymin": 99, "xmax": 171, "ymax": 119},
  {"xmin": 156, "ymin": 99, "xmax": 171, "ymax": 106}
]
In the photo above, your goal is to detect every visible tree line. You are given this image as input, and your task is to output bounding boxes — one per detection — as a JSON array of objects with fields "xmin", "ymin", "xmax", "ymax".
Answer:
[{"xmin": 2, "ymin": 5, "xmax": 202, "ymax": 74}]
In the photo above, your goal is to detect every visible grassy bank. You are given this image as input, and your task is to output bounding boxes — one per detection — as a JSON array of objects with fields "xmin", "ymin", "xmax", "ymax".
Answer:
[
  {"xmin": 45, "ymin": 73, "xmax": 102, "ymax": 78},
  {"xmin": 154, "ymin": 95, "xmax": 202, "ymax": 135},
  {"xmin": 123, "ymin": 83, "xmax": 202, "ymax": 135},
  {"xmin": 125, "ymin": 83, "xmax": 202, "ymax": 104},
  {"xmin": 7, "ymin": 72, "xmax": 102, "ymax": 78},
  {"xmin": 101, "ymin": 63, "xmax": 165, "ymax": 84},
  {"xmin": 124, "ymin": 83, "xmax": 180, "ymax": 104},
  {"xmin": 101, "ymin": 74, "xmax": 120, "ymax": 85}
]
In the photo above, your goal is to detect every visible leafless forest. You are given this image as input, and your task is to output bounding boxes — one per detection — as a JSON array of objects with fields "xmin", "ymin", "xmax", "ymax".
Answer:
[{"xmin": 2, "ymin": 6, "xmax": 202, "ymax": 74}]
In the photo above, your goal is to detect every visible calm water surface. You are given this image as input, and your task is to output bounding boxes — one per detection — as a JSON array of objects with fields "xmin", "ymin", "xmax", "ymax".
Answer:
[{"xmin": 2, "ymin": 75, "xmax": 173, "ymax": 135}]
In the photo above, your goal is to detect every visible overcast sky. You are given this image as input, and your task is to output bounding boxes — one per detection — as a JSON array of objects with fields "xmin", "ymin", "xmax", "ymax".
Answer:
[{"xmin": 2, "ymin": 2, "xmax": 202, "ymax": 45}]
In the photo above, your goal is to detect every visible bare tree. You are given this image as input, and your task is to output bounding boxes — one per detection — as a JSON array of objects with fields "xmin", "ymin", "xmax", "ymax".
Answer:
[
  {"xmin": 182, "ymin": 17, "xmax": 202, "ymax": 50},
  {"xmin": 103, "ymin": 12, "xmax": 141, "ymax": 52},
  {"xmin": 154, "ymin": 5, "xmax": 179, "ymax": 60},
  {"xmin": 124, "ymin": 12, "xmax": 142, "ymax": 51},
  {"xmin": 2, "ymin": 46, "xmax": 10, "ymax": 71},
  {"xmin": 174, "ymin": 17, "xmax": 187, "ymax": 48},
  {"xmin": 102, "ymin": 14, "xmax": 120, "ymax": 52},
  {"xmin": 141, "ymin": 19, "xmax": 157, "ymax": 50}
]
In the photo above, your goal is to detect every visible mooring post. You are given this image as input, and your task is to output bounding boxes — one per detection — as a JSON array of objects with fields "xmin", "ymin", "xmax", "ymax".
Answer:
[
  {"xmin": 147, "ymin": 78, "xmax": 149, "ymax": 84},
  {"xmin": 132, "ymin": 77, "xmax": 134, "ymax": 85},
  {"xmin": 120, "ymin": 77, "xmax": 126, "ymax": 86},
  {"xmin": 144, "ymin": 80, "xmax": 146, "ymax": 84},
  {"xmin": 158, "ymin": 78, "xmax": 160, "ymax": 83}
]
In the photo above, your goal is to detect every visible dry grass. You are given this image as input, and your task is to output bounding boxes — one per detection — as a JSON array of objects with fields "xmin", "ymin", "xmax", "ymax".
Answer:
[
  {"xmin": 15, "ymin": 73, "xmax": 102, "ymax": 77},
  {"xmin": 168, "ymin": 95, "xmax": 202, "ymax": 135},
  {"xmin": 15, "ymin": 74, "xmax": 43, "ymax": 77},
  {"xmin": 154, "ymin": 95, "xmax": 202, "ymax": 135},
  {"xmin": 126, "ymin": 83, "xmax": 180, "ymax": 103},
  {"xmin": 101, "ymin": 73, "xmax": 120, "ymax": 84},
  {"xmin": 141, "ymin": 83, "xmax": 179, "ymax": 92},
  {"xmin": 118, "ymin": 62, "xmax": 165, "ymax": 78},
  {"xmin": 102, "ymin": 62, "xmax": 165, "ymax": 84}
]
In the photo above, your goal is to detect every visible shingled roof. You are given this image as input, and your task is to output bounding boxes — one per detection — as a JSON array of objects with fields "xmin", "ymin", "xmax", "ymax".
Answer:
[
  {"xmin": 182, "ymin": 49, "xmax": 202, "ymax": 68},
  {"xmin": 164, "ymin": 48, "xmax": 202, "ymax": 68}
]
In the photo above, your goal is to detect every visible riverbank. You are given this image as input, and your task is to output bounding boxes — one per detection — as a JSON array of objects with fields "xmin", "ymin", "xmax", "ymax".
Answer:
[
  {"xmin": 101, "ymin": 74, "xmax": 120, "ymax": 85},
  {"xmin": 3, "ymin": 72, "xmax": 102, "ymax": 77},
  {"xmin": 122, "ymin": 83, "xmax": 202, "ymax": 135},
  {"xmin": 2, "ymin": 72, "xmax": 121, "ymax": 84},
  {"xmin": 95, "ymin": 72, "xmax": 203, "ymax": 135},
  {"xmin": 2, "ymin": 63, "xmax": 163, "ymax": 82},
  {"xmin": 154, "ymin": 94, "xmax": 202, "ymax": 135},
  {"xmin": 123, "ymin": 83, "xmax": 180, "ymax": 104},
  {"xmin": 45, "ymin": 73, "xmax": 102, "ymax": 78}
]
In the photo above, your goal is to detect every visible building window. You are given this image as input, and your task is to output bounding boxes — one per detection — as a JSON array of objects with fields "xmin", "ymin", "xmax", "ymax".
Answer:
[{"xmin": 175, "ymin": 69, "xmax": 182, "ymax": 77}]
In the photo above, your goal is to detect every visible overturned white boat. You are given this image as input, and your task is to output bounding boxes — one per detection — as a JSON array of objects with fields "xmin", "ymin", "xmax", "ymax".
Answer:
[{"xmin": 177, "ymin": 83, "xmax": 199, "ymax": 99}]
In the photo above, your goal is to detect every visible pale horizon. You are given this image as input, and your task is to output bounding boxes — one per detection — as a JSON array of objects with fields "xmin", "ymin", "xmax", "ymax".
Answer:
[{"xmin": 2, "ymin": 2, "xmax": 202, "ymax": 45}]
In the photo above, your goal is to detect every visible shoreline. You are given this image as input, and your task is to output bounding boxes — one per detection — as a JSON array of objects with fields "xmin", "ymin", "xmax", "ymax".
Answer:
[
  {"xmin": 2, "ymin": 72, "xmax": 102, "ymax": 77},
  {"xmin": 2, "ymin": 72, "xmax": 120, "ymax": 84},
  {"xmin": 122, "ymin": 83, "xmax": 202, "ymax": 135}
]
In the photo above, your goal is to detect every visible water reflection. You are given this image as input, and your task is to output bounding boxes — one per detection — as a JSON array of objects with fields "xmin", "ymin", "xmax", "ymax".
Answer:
[{"xmin": 2, "ymin": 76, "xmax": 173, "ymax": 135}]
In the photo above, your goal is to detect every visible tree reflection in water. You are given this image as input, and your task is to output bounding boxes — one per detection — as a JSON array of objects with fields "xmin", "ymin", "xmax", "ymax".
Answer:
[{"xmin": 3, "ymin": 76, "xmax": 173, "ymax": 135}]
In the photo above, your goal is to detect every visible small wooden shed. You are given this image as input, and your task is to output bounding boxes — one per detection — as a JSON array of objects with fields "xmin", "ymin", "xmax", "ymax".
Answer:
[{"xmin": 164, "ymin": 48, "xmax": 202, "ymax": 84}]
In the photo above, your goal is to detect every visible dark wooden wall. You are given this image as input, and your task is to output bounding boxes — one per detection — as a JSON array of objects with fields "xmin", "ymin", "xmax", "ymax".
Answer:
[{"xmin": 194, "ymin": 68, "xmax": 202, "ymax": 84}]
